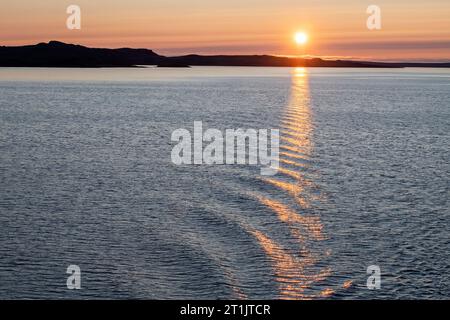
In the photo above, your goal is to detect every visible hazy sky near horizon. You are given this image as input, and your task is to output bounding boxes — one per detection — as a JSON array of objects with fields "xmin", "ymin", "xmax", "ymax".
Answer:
[{"xmin": 1, "ymin": 0, "xmax": 450, "ymax": 61}]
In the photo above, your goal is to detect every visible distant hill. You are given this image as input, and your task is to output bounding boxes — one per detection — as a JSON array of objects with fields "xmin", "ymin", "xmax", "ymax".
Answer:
[
  {"xmin": 164, "ymin": 55, "xmax": 403, "ymax": 68},
  {"xmin": 1, "ymin": 41, "xmax": 449, "ymax": 68},
  {"xmin": 0, "ymin": 41, "xmax": 163, "ymax": 67}
]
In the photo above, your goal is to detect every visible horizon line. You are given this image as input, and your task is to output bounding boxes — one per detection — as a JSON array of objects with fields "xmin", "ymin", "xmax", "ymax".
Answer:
[{"xmin": 3, "ymin": 40, "xmax": 450, "ymax": 64}]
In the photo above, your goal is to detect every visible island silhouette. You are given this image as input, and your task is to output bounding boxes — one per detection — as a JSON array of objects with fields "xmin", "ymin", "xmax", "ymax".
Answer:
[{"xmin": 1, "ymin": 41, "xmax": 449, "ymax": 68}]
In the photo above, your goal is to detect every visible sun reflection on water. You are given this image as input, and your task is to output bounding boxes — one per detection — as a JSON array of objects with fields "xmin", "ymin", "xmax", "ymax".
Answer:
[
  {"xmin": 250, "ymin": 67, "xmax": 346, "ymax": 299},
  {"xmin": 242, "ymin": 68, "xmax": 353, "ymax": 299}
]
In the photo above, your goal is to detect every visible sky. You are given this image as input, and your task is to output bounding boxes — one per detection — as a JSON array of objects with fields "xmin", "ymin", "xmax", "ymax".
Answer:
[{"xmin": 1, "ymin": 0, "xmax": 450, "ymax": 61}]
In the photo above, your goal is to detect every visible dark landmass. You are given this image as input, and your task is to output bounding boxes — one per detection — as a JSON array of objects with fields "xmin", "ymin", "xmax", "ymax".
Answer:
[
  {"xmin": 0, "ymin": 41, "xmax": 163, "ymax": 67},
  {"xmin": 165, "ymin": 55, "xmax": 405, "ymax": 68},
  {"xmin": 1, "ymin": 41, "xmax": 449, "ymax": 68},
  {"xmin": 157, "ymin": 61, "xmax": 191, "ymax": 68}
]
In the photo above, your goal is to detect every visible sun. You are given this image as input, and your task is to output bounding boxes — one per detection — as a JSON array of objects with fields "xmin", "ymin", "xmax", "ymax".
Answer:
[{"xmin": 294, "ymin": 32, "xmax": 308, "ymax": 45}]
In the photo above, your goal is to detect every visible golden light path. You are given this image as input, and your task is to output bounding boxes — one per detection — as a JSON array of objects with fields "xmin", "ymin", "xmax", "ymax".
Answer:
[
  {"xmin": 218, "ymin": 67, "xmax": 352, "ymax": 299},
  {"xmin": 249, "ymin": 67, "xmax": 353, "ymax": 299}
]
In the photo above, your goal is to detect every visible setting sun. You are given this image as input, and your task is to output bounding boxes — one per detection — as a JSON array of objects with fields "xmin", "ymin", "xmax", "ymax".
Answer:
[{"xmin": 294, "ymin": 32, "xmax": 308, "ymax": 45}]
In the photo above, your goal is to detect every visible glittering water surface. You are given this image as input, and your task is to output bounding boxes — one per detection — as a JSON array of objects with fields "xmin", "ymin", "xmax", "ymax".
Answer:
[{"xmin": 0, "ymin": 67, "xmax": 449, "ymax": 299}]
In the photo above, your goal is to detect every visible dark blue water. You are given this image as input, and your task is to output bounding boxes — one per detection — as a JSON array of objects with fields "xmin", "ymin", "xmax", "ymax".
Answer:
[{"xmin": 0, "ymin": 67, "xmax": 449, "ymax": 299}]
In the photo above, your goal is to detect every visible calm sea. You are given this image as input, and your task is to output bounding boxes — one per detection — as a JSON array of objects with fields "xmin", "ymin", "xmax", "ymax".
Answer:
[{"xmin": 0, "ymin": 67, "xmax": 449, "ymax": 299}]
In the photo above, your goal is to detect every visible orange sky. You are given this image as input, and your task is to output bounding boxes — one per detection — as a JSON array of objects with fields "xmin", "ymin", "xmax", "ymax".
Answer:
[{"xmin": 1, "ymin": 0, "xmax": 450, "ymax": 61}]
